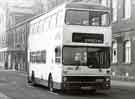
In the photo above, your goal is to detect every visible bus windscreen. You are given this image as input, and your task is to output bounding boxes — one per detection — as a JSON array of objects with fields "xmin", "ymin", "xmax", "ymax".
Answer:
[{"xmin": 63, "ymin": 47, "xmax": 110, "ymax": 68}]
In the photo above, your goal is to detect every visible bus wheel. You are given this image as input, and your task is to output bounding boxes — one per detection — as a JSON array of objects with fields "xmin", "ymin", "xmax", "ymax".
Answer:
[
  {"xmin": 31, "ymin": 71, "xmax": 36, "ymax": 86},
  {"xmin": 90, "ymin": 89, "xmax": 96, "ymax": 94},
  {"xmin": 48, "ymin": 75, "xmax": 54, "ymax": 92}
]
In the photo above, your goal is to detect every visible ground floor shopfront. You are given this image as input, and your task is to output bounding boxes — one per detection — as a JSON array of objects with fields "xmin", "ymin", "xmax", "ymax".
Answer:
[
  {"xmin": 111, "ymin": 30, "xmax": 135, "ymax": 78},
  {"xmin": 0, "ymin": 49, "xmax": 27, "ymax": 72},
  {"xmin": 7, "ymin": 50, "xmax": 27, "ymax": 71}
]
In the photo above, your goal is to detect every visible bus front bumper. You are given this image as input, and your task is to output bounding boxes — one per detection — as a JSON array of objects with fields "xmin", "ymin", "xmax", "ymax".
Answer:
[
  {"xmin": 62, "ymin": 76, "xmax": 111, "ymax": 90},
  {"xmin": 62, "ymin": 81, "xmax": 110, "ymax": 90}
]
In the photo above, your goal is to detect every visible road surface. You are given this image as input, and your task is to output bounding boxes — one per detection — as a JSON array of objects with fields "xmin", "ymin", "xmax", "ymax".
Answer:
[{"xmin": 0, "ymin": 70, "xmax": 135, "ymax": 99}]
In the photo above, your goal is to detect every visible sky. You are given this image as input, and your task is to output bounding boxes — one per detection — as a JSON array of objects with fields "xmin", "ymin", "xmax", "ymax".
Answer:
[{"xmin": 0, "ymin": 0, "xmax": 36, "ymax": 7}]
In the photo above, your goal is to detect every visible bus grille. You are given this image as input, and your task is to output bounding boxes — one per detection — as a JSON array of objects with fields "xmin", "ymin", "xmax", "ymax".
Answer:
[{"xmin": 65, "ymin": 76, "xmax": 106, "ymax": 82}]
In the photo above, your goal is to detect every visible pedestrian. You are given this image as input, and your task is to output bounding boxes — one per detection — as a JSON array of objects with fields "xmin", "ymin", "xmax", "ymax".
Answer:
[
  {"xmin": 5, "ymin": 61, "xmax": 8, "ymax": 69},
  {"xmin": 15, "ymin": 63, "xmax": 18, "ymax": 71}
]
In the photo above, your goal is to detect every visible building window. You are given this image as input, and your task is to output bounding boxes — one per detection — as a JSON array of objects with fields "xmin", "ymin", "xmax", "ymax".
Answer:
[
  {"xmin": 112, "ymin": 0, "xmax": 117, "ymax": 22},
  {"xmin": 112, "ymin": 41, "xmax": 117, "ymax": 63},
  {"xmin": 101, "ymin": 0, "xmax": 111, "ymax": 8},
  {"xmin": 123, "ymin": 0, "xmax": 131, "ymax": 19},
  {"xmin": 124, "ymin": 40, "xmax": 131, "ymax": 64},
  {"xmin": 101, "ymin": 0, "xmax": 107, "ymax": 7},
  {"xmin": 106, "ymin": 0, "xmax": 111, "ymax": 8},
  {"xmin": 101, "ymin": 0, "xmax": 111, "ymax": 26}
]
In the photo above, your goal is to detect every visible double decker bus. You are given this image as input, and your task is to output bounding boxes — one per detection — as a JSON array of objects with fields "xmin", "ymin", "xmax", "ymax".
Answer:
[{"xmin": 27, "ymin": 2, "xmax": 112, "ymax": 92}]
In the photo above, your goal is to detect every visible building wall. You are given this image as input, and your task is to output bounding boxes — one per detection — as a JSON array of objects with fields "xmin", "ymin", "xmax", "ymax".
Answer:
[
  {"xmin": 111, "ymin": 0, "xmax": 135, "ymax": 77},
  {"xmin": 0, "ymin": 6, "xmax": 6, "ymax": 48},
  {"xmin": 0, "ymin": 5, "xmax": 7, "ymax": 68},
  {"xmin": 112, "ymin": 0, "xmax": 135, "ymax": 33},
  {"xmin": 3, "ymin": 0, "xmax": 38, "ymax": 71},
  {"xmin": 6, "ymin": 22, "xmax": 28, "ymax": 71}
]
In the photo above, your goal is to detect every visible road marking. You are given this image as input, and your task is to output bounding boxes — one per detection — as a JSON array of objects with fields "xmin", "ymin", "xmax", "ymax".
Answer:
[
  {"xmin": 27, "ymin": 85, "xmax": 35, "ymax": 88},
  {"xmin": 48, "ymin": 91, "xmax": 59, "ymax": 95}
]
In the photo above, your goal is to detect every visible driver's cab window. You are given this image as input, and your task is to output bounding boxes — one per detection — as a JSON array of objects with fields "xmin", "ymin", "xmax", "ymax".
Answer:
[
  {"xmin": 74, "ymin": 52, "xmax": 87, "ymax": 65},
  {"xmin": 87, "ymin": 52, "xmax": 98, "ymax": 66},
  {"xmin": 55, "ymin": 47, "xmax": 61, "ymax": 63}
]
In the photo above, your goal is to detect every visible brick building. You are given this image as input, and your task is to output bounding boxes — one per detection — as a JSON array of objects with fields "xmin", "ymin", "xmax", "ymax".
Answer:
[{"xmin": 111, "ymin": 0, "xmax": 135, "ymax": 78}]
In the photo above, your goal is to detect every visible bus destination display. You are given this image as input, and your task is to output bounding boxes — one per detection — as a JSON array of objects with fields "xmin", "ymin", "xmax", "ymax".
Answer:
[{"xmin": 72, "ymin": 33, "xmax": 104, "ymax": 43}]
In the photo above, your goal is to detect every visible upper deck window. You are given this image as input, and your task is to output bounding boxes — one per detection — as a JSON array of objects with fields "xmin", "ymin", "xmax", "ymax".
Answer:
[{"xmin": 65, "ymin": 9, "xmax": 110, "ymax": 26}]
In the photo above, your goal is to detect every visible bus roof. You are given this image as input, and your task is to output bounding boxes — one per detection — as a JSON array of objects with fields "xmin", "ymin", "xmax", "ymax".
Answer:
[
  {"xmin": 6, "ymin": 2, "xmax": 110, "ymax": 31},
  {"xmin": 66, "ymin": 2, "xmax": 110, "ymax": 12}
]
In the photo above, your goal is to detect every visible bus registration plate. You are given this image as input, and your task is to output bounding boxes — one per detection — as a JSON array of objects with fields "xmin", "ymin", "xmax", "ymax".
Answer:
[
  {"xmin": 81, "ymin": 86, "xmax": 94, "ymax": 90},
  {"xmin": 96, "ymin": 79, "xmax": 104, "ymax": 82}
]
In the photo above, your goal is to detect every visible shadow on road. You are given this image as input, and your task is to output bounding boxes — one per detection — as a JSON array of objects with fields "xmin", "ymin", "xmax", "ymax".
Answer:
[
  {"xmin": 59, "ymin": 90, "xmax": 110, "ymax": 97},
  {"xmin": 30, "ymin": 84, "xmax": 110, "ymax": 97}
]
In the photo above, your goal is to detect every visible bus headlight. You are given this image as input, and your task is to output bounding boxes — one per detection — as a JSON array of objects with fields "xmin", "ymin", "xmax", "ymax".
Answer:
[
  {"xmin": 105, "ymin": 78, "xmax": 110, "ymax": 82},
  {"xmin": 63, "ymin": 71, "xmax": 68, "ymax": 74},
  {"xmin": 63, "ymin": 77, "xmax": 67, "ymax": 82}
]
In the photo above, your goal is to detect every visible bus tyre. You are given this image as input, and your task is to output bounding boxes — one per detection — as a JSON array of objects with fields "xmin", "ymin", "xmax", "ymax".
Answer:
[
  {"xmin": 48, "ymin": 75, "xmax": 54, "ymax": 92},
  {"xmin": 90, "ymin": 89, "xmax": 96, "ymax": 94},
  {"xmin": 31, "ymin": 71, "xmax": 36, "ymax": 86}
]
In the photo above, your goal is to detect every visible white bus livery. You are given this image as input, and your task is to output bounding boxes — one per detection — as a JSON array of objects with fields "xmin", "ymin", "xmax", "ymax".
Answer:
[{"xmin": 27, "ymin": 2, "xmax": 112, "ymax": 92}]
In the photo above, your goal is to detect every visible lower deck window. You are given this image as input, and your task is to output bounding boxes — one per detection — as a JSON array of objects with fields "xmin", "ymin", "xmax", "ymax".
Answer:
[
  {"xmin": 30, "ymin": 50, "xmax": 46, "ymax": 63},
  {"xmin": 55, "ymin": 47, "xmax": 61, "ymax": 63}
]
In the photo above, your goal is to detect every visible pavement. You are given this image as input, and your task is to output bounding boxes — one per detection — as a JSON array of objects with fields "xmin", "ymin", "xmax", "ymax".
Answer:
[
  {"xmin": 111, "ymin": 80, "xmax": 135, "ymax": 89},
  {"xmin": 0, "ymin": 69, "xmax": 135, "ymax": 87},
  {"xmin": 0, "ymin": 69, "xmax": 135, "ymax": 88}
]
